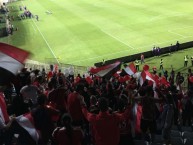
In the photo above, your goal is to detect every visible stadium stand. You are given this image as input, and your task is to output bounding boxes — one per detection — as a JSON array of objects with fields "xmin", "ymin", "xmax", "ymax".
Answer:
[{"xmin": 1, "ymin": 1, "xmax": 193, "ymax": 145}]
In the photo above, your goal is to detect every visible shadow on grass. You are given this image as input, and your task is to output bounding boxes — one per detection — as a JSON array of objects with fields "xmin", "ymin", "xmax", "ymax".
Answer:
[
  {"xmin": 161, "ymin": 54, "xmax": 170, "ymax": 57},
  {"xmin": 175, "ymin": 66, "xmax": 192, "ymax": 73}
]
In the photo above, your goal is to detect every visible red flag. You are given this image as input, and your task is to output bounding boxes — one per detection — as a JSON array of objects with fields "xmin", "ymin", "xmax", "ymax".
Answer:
[
  {"xmin": 143, "ymin": 64, "xmax": 149, "ymax": 71},
  {"xmin": 124, "ymin": 75, "xmax": 131, "ymax": 81},
  {"xmin": 132, "ymin": 103, "xmax": 142, "ymax": 136},
  {"xmin": 124, "ymin": 62, "xmax": 137, "ymax": 75},
  {"xmin": 86, "ymin": 76, "xmax": 92, "ymax": 84},
  {"xmin": 0, "ymin": 43, "xmax": 30, "ymax": 84},
  {"xmin": 16, "ymin": 113, "xmax": 40, "ymax": 143},
  {"xmin": 135, "ymin": 104, "xmax": 142, "ymax": 134},
  {"xmin": 113, "ymin": 70, "xmax": 122, "ymax": 78},
  {"xmin": 0, "ymin": 92, "xmax": 9, "ymax": 123},
  {"xmin": 89, "ymin": 61, "xmax": 121, "ymax": 78},
  {"xmin": 140, "ymin": 70, "xmax": 155, "ymax": 86},
  {"xmin": 113, "ymin": 72, "xmax": 120, "ymax": 78},
  {"xmin": 139, "ymin": 71, "xmax": 146, "ymax": 86},
  {"xmin": 118, "ymin": 76, "xmax": 125, "ymax": 83}
]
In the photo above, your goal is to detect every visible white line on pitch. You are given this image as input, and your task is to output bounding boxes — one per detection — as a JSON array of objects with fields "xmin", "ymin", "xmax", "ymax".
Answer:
[
  {"xmin": 32, "ymin": 24, "xmax": 36, "ymax": 32},
  {"xmin": 71, "ymin": 34, "xmax": 193, "ymax": 64},
  {"xmin": 32, "ymin": 20, "xmax": 60, "ymax": 64},
  {"xmin": 149, "ymin": 13, "xmax": 185, "ymax": 21},
  {"xmin": 168, "ymin": 30, "xmax": 186, "ymax": 38},
  {"xmin": 98, "ymin": 27, "xmax": 135, "ymax": 49},
  {"xmin": 74, "ymin": 12, "xmax": 135, "ymax": 50},
  {"xmin": 21, "ymin": 1, "xmax": 60, "ymax": 65},
  {"xmin": 70, "ymin": 49, "xmax": 129, "ymax": 64},
  {"xmin": 169, "ymin": 25, "xmax": 193, "ymax": 31}
]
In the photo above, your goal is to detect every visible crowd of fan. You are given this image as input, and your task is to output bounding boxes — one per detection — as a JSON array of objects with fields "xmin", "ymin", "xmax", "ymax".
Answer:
[{"xmin": 0, "ymin": 66, "xmax": 193, "ymax": 145}]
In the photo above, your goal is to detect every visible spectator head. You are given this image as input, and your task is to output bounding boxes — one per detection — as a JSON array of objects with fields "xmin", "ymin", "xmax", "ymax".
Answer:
[
  {"xmin": 36, "ymin": 75, "xmax": 43, "ymax": 83},
  {"xmin": 75, "ymin": 83, "xmax": 84, "ymax": 93},
  {"xmin": 98, "ymin": 97, "xmax": 108, "ymax": 112},
  {"xmin": 170, "ymin": 85, "xmax": 177, "ymax": 93},
  {"xmin": 61, "ymin": 113, "xmax": 72, "ymax": 126},
  {"xmin": 118, "ymin": 95, "xmax": 128, "ymax": 111},
  {"xmin": 48, "ymin": 81, "xmax": 54, "ymax": 90},
  {"xmin": 21, "ymin": 67, "xmax": 27, "ymax": 73},
  {"xmin": 90, "ymin": 95, "xmax": 97, "ymax": 105},
  {"xmin": 58, "ymin": 76, "xmax": 64, "ymax": 86}
]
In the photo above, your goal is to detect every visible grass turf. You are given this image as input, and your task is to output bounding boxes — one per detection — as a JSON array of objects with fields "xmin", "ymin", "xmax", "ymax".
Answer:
[{"xmin": 0, "ymin": 0, "xmax": 193, "ymax": 73}]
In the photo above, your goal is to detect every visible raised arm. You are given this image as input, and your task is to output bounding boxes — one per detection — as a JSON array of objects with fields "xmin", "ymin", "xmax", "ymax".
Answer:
[{"xmin": 79, "ymin": 95, "xmax": 96, "ymax": 123}]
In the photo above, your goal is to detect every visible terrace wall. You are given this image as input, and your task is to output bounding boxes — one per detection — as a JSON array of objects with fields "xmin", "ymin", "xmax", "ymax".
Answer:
[{"xmin": 95, "ymin": 41, "xmax": 193, "ymax": 67}]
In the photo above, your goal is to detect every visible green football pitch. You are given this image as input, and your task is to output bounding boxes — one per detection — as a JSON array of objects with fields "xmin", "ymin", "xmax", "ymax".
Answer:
[{"xmin": 1, "ymin": 0, "xmax": 193, "ymax": 68}]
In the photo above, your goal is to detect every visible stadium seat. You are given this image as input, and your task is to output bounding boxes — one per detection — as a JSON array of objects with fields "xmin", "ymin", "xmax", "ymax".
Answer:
[
  {"xmin": 170, "ymin": 137, "xmax": 184, "ymax": 145},
  {"xmin": 171, "ymin": 130, "xmax": 182, "ymax": 138},
  {"xmin": 181, "ymin": 126, "xmax": 192, "ymax": 132},
  {"xmin": 172, "ymin": 125, "xmax": 181, "ymax": 131},
  {"xmin": 183, "ymin": 131, "xmax": 193, "ymax": 139},
  {"xmin": 153, "ymin": 135, "xmax": 163, "ymax": 143},
  {"xmin": 150, "ymin": 143, "xmax": 163, "ymax": 145},
  {"xmin": 184, "ymin": 139, "xmax": 193, "ymax": 145},
  {"xmin": 133, "ymin": 139, "xmax": 149, "ymax": 145}
]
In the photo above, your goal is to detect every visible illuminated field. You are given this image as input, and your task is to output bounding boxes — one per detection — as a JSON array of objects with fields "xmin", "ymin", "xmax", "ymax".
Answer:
[{"xmin": 1, "ymin": 0, "xmax": 193, "ymax": 68}]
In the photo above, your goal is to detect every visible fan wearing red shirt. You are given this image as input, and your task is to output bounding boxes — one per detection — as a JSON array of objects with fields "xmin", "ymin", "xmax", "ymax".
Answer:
[
  {"xmin": 52, "ymin": 113, "xmax": 83, "ymax": 145},
  {"xmin": 67, "ymin": 84, "xmax": 85, "ymax": 126},
  {"xmin": 80, "ymin": 97, "xmax": 131, "ymax": 145},
  {"xmin": 48, "ymin": 77, "xmax": 69, "ymax": 113},
  {"xmin": 116, "ymin": 95, "xmax": 133, "ymax": 145}
]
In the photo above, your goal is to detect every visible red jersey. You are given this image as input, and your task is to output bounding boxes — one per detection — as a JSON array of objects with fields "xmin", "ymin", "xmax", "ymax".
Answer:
[
  {"xmin": 82, "ymin": 106, "xmax": 131, "ymax": 145},
  {"xmin": 53, "ymin": 127, "xmax": 83, "ymax": 145},
  {"xmin": 48, "ymin": 87, "xmax": 68, "ymax": 112},
  {"xmin": 67, "ymin": 92, "xmax": 84, "ymax": 122},
  {"xmin": 116, "ymin": 111, "xmax": 131, "ymax": 135}
]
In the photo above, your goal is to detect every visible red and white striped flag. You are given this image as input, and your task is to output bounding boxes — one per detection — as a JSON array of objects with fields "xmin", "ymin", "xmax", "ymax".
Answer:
[
  {"xmin": 124, "ymin": 62, "xmax": 137, "ymax": 75},
  {"xmin": 16, "ymin": 113, "xmax": 40, "ymax": 143},
  {"xmin": 89, "ymin": 61, "xmax": 121, "ymax": 78},
  {"xmin": 131, "ymin": 103, "xmax": 142, "ymax": 137},
  {"xmin": 0, "ymin": 92, "xmax": 10, "ymax": 123},
  {"xmin": 140, "ymin": 70, "xmax": 155, "ymax": 86},
  {"xmin": 0, "ymin": 43, "xmax": 30, "ymax": 84}
]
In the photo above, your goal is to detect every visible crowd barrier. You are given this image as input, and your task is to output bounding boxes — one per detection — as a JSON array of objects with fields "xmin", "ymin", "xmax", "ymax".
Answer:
[
  {"xmin": 25, "ymin": 59, "xmax": 89, "ymax": 76},
  {"xmin": 95, "ymin": 41, "xmax": 193, "ymax": 67}
]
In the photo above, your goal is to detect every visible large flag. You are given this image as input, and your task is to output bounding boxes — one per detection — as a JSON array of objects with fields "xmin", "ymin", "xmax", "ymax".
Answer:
[
  {"xmin": 16, "ymin": 113, "xmax": 40, "ymax": 144},
  {"xmin": 123, "ymin": 62, "xmax": 137, "ymax": 75},
  {"xmin": 139, "ymin": 70, "xmax": 155, "ymax": 86},
  {"xmin": 0, "ymin": 43, "xmax": 30, "ymax": 85},
  {"xmin": 89, "ymin": 61, "xmax": 121, "ymax": 78}
]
